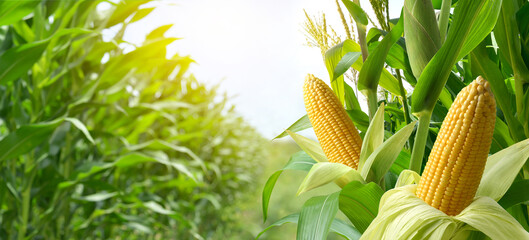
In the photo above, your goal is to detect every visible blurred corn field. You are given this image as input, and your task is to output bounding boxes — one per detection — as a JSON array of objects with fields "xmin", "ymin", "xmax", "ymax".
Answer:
[{"xmin": 0, "ymin": 1, "xmax": 268, "ymax": 239}]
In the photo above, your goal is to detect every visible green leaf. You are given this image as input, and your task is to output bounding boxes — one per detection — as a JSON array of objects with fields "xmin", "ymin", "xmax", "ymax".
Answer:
[
  {"xmin": 0, "ymin": 40, "xmax": 49, "ymax": 85},
  {"xmin": 297, "ymin": 192, "xmax": 340, "ymax": 240},
  {"xmin": 341, "ymin": 0, "xmax": 368, "ymax": 25},
  {"xmin": 130, "ymin": 7, "xmax": 155, "ymax": 23},
  {"xmin": 326, "ymin": 40, "xmax": 402, "ymax": 96},
  {"xmin": 477, "ymin": 138, "xmax": 529, "ymax": 201},
  {"xmin": 106, "ymin": 0, "xmax": 149, "ymax": 27},
  {"xmin": 471, "ymin": 41, "xmax": 525, "ymax": 142},
  {"xmin": 334, "ymin": 52, "xmax": 362, "ymax": 80},
  {"xmin": 0, "ymin": 119, "xmax": 62, "ymax": 162},
  {"xmin": 358, "ymin": 15, "xmax": 404, "ymax": 92},
  {"xmin": 275, "ymin": 115, "xmax": 311, "ymax": 139},
  {"xmin": 344, "ymin": 83, "xmax": 361, "ymax": 111},
  {"xmin": 411, "ymin": 0, "xmax": 502, "ymax": 114},
  {"xmin": 262, "ymin": 151, "xmax": 316, "ymax": 221},
  {"xmin": 0, "ymin": 1, "xmax": 40, "ymax": 26},
  {"xmin": 346, "ymin": 109, "xmax": 370, "ymax": 132},
  {"xmin": 286, "ymin": 130, "xmax": 327, "ymax": 162},
  {"xmin": 297, "ymin": 162, "xmax": 363, "ymax": 195},
  {"xmin": 143, "ymin": 201, "xmax": 175, "ymax": 215},
  {"xmin": 257, "ymin": 213, "xmax": 361, "ymax": 240},
  {"xmin": 114, "ymin": 152, "xmax": 195, "ymax": 181},
  {"xmin": 498, "ymin": 180, "xmax": 529, "ymax": 209},
  {"xmin": 359, "ymin": 104, "xmax": 385, "ymax": 170},
  {"xmin": 75, "ymin": 192, "xmax": 117, "ymax": 202},
  {"xmin": 65, "ymin": 118, "xmax": 94, "ymax": 144},
  {"xmin": 339, "ymin": 181, "xmax": 384, "ymax": 233},
  {"xmin": 389, "ymin": 150, "xmax": 411, "ymax": 175},
  {"xmin": 361, "ymin": 121, "xmax": 416, "ymax": 183}
]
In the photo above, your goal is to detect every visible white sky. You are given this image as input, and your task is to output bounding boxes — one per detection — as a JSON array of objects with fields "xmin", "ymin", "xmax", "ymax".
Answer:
[{"xmin": 124, "ymin": 0, "xmax": 404, "ymax": 138}]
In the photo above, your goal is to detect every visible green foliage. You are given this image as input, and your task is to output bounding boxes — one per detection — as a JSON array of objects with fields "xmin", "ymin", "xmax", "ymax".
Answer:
[{"xmin": 0, "ymin": 0, "xmax": 264, "ymax": 239}]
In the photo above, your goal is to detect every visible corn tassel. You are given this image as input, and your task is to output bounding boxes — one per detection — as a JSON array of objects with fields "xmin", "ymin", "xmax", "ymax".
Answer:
[
  {"xmin": 303, "ymin": 74, "xmax": 362, "ymax": 169},
  {"xmin": 416, "ymin": 76, "xmax": 496, "ymax": 216}
]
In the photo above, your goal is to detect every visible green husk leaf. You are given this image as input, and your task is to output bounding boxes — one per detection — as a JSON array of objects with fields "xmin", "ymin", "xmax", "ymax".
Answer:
[
  {"xmin": 477, "ymin": 138, "xmax": 529, "ymax": 201},
  {"xmin": 455, "ymin": 197, "xmax": 529, "ymax": 239},
  {"xmin": 362, "ymin": 185, "xmax": 529, "ymax": 239},
  {"xmin": 286, "ymin": 130, "xmax": 327, "ymax": 162},
  {"xmin": 403, "ymin": 0, "xmax": 441, "ymax": 78},
  {"xmin": 360, "ymin": 121, "xmax": 417, "ymax": 183},
  {"xmin": 275, "ymin": 115, "xmax": 311, "ymax": 139},
  {"xmin": 297, "ymin": 162, "xmax": 362, "ymax": 195},
  {"xmin": 395, "ymin": 169, "xmax": 421, "ymax": 188},
  {"xmin": 358, "ymin": 103, "xmax": 385, "ymax": 170}
]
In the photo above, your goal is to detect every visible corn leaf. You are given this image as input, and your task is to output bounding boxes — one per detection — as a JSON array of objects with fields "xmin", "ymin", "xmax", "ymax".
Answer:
[
  {"xmin": 0, "ymin": 39, "xmax": 49, "ymax": 85},
  {"xmin": 286, "ymin": 130, "xmax": 327, "ymax": 162},
  {"xmin": 297, "ymin": 192, "xmax": 340, "ymax": 240},
  {"xmin": 256, "ymin": 213, "xmax": 361, "ymax": 240},
  {"xmin": 130, "ymin": 7, "xmax": 155, "ymax": 23},
  {"xmin": 358, "ymin": 14, "xmax": 404, "ymax": 92},
  {"xmin": 0, "ymin": 119, "xmax": 63, "ymax": 162},
  {"xmin": 493, "ymin": 0, "xmax": 529, "ymax": 83},
  {"xmin": 65, "ymin": 118, "xmax": 94, "ymax": 144},
  {"xmin": 325, "ymin": 40, "xmax": 401, "ymax": 96},
  {"xmin": 389, "ymin": 150, "xmax": 411, "ymax": 175},
  {"xmin": 341, "ymin": 0, "xmax": 368, "ymax": 26},
  {"xmin": 359, "ymin": 104, "xmax": 385, "ymax": 170},
  {"xmin": 411, "ymin": 0, "xmax": 502, "ymax": 114},
  {"xmin": 274, "ymin": 115, "xmax": 311, "ymax": 139},
  {"xmin": 114, "ymin": 152, "xmax": 195, "ymax": 181},
  {"xmin": 477, "ymin": 138, "xmax": 529, "ymax": 201},
  {"xmin": 455, "ymin": 197, "xmax": 529, "ymax": 239},
  {"xmin": 498, "ymin": 180, "xmax": 529, "ymax": 209},
  {"xmin": 344, "ymin": 83, "xmax": 361, "ymax": 111},
  {"xmin": 262, "ymin": 151, "xmax": 316, "ymax": 221},
  {"xmin": 105, "ymin": 0, "xmax": 149, "ymax": 27},
  {"xmin": 334, "ymin": 52, "xmax": 362, "ymax": 80},
  {"xmin": 346, "ymin": 109, "xmax": 369, "ymax": 132},
  {"xmin": 0, "ymin": 1, "xmax": 40, "ymax": 26},
  {"xmin": 361, "ymin": 121, "xmax": 417, "ymax": 183},
  {"xmin": 339, "ymin": 181, "xmax": 384, "ymax": 233},
  {"xmin": 297, "ymin": 162, "xmax": 362, "ymax": 195},
  {"xmin": 470, "ymin": 41, "xmax": 525, "ymax": 142}
]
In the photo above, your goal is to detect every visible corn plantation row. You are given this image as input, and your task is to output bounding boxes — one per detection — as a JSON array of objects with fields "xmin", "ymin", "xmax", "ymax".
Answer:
[
  {"xmin": 261, "ymin": 0, "xmax": 529, "ymax": 239},
  {"xmin": 0, "ymin": 1, "xmax": 265, "ymax": 239}
]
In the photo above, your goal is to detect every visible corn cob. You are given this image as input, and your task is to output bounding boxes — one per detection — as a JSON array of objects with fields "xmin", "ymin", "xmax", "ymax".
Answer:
[
  {"xmin": 416, "ymin": 76, "xmax": 496, "ymax": 216},
  {"xmin": 303, "ymin": 74, "xmax": 362, "ymax": 169}
]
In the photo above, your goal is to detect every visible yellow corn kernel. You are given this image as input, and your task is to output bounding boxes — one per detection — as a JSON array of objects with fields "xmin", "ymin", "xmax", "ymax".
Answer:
[
  {"xmin": 303, "ymin": 74, "xmax": 362, "ymax": 169},
  {"xmin": 416, "ymin": 76, "xmax": 496, "ymax": 216}
]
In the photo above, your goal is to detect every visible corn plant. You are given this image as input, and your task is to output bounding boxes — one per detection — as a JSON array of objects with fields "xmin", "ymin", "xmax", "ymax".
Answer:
[
  {"xmin": 0, "ymin": 1, "xmax": 265, "ymax": 239},
  {"xmin": 261, "ymin": 0, "xmax": 529, "ymax": 239}
]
